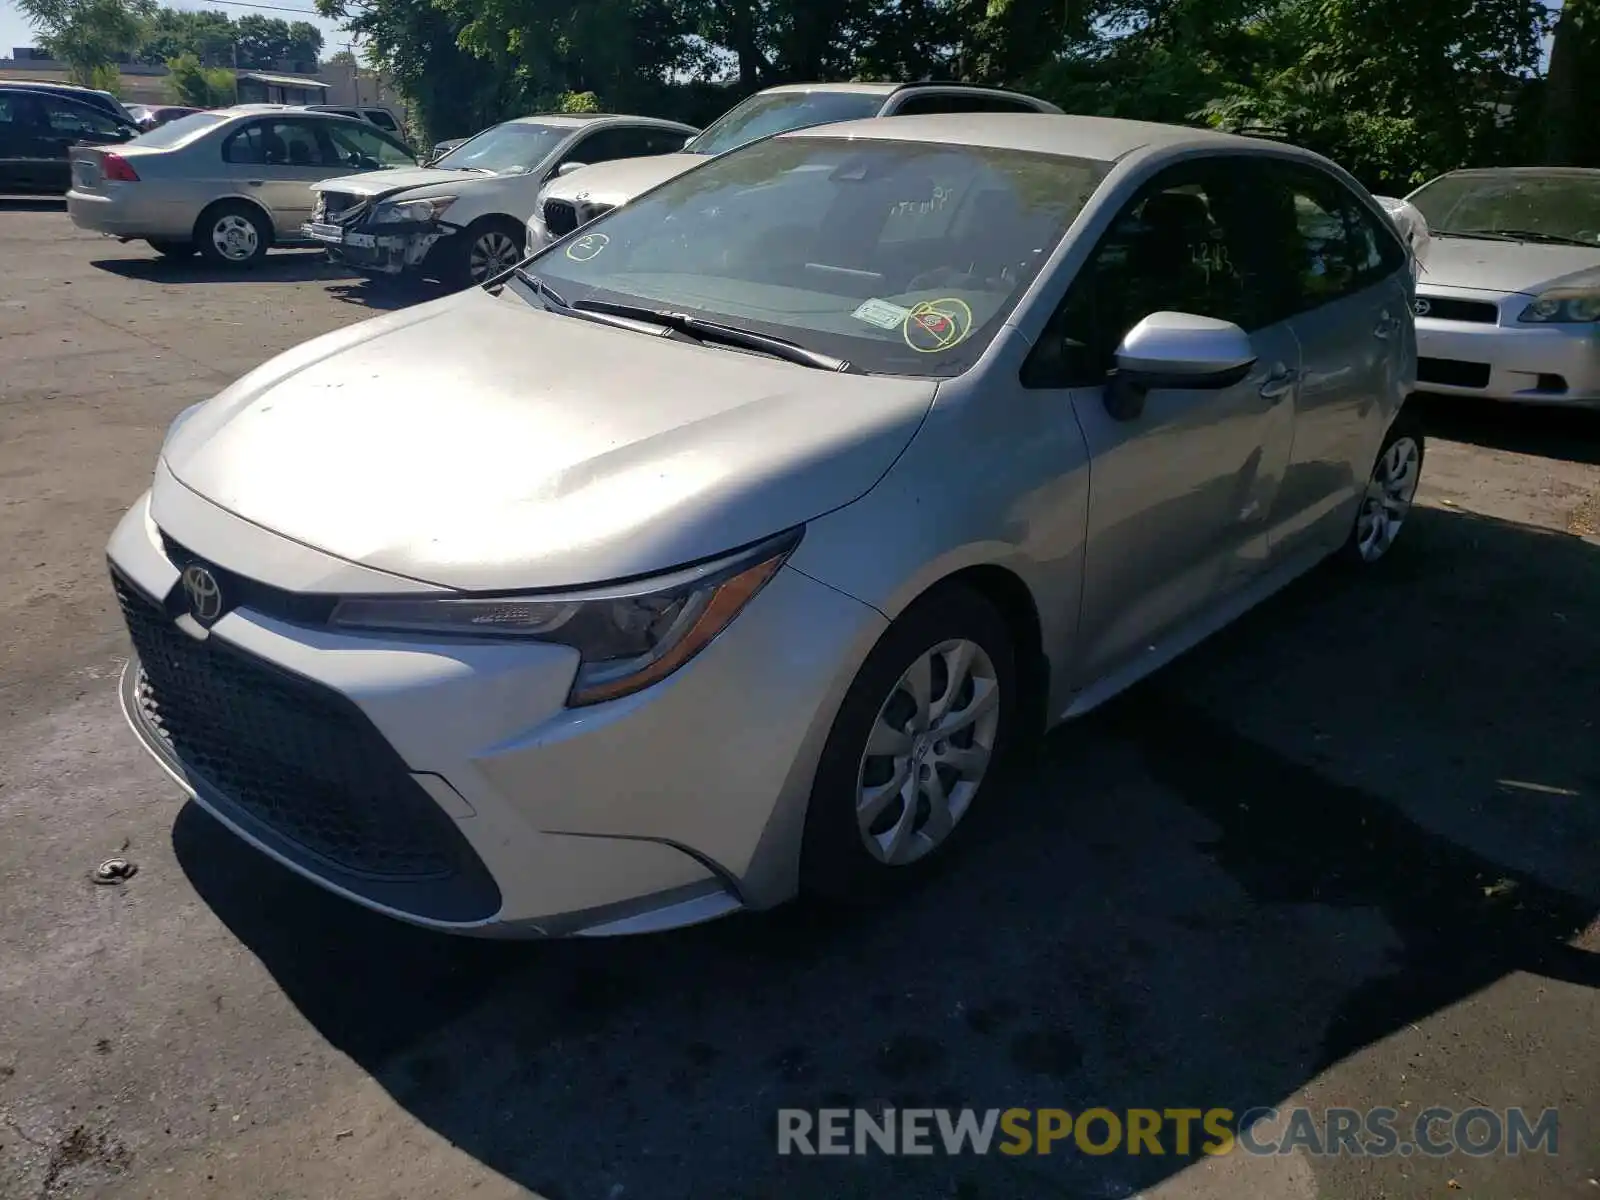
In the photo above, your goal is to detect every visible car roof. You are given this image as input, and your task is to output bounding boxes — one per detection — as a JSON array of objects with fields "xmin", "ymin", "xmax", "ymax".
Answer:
[
  {"xmin": 756, "ymin": 81, "xmax": 1049, "ymax": 100},
  {"xmin": 1433, "ymin": 166, "xmax": 1600, "ymax": 179},
  {"xmin": 503, "ymin": 113, "xmax": 698, "ymax": 131},
  {"xmin": 786, "ymin": 111, "xmax": 1281, "ymax": 161}
]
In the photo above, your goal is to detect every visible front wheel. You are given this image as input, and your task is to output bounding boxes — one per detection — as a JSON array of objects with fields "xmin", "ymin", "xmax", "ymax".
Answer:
[
  {"xmin": 444, "ymin": 217, "xmax": 525, "ymax": 289},
  {"xmin": 1342, "ymin": 408, "xmax": 1425, "ymax": 565},
  {"xmin": 800, "ymin": 584, "xmax": 1017, "ymax": 903}
]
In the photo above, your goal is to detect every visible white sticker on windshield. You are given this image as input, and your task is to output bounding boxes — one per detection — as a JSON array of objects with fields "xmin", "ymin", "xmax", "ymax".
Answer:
[{"xmin": 852, "ymin": 298, "xmax": 912, "ymax": 330}]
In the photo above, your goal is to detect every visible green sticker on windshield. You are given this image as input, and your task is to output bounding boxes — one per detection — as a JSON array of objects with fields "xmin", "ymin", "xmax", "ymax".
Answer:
[{"xmin": 852, "ymin": 298, "xmax": 912, "ymax": 330}]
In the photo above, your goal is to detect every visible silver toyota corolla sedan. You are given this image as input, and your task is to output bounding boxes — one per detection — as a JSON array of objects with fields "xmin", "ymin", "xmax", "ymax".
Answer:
[
  {"xmin": 66, "ymin": 107, "xmax": 418, "ymax": 265},
  {"xmin": 1403, "ymin": 167, "xmax": 1600, "ymax": 407},
  {"xmin": 107, "ymin": 114, "xmax": 1420, "ymax": 937}
]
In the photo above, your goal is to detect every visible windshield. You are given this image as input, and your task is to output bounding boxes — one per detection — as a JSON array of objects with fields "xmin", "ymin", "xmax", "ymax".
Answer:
[
  {"xmin": 521, "ymin": 134, "xmax": 1109, "ymax": 378},
  {"xmin": 128, "ymin": 111, "xmax": 229, "ymax": 148},
  {"xmin": 1407, "ymin": 171, "xmax": 1600, "ymax": 245},
  {"xmin": 433, "ymin": 122, "xmax": 570, "ymax": 173},
  {"xmin": 686, "ymin": 90, "xmax": 885, "ymax": 158}
]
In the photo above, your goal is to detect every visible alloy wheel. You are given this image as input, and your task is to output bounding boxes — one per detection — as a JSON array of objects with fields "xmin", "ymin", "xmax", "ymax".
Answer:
[
  {"xmin": 211, "ymin": 214, "xmax": 259, "ymax": 261},
  {"xmin": 1355, "ymin": 435, "xmax": 1422, "ymax": 561},
  {"xmin": 468, "ymin": 230, "xmax": 522, "ymax": 282},
  {"xmin": 855, "ymin": 638, "xmax": 1001, "ymax": 867}
]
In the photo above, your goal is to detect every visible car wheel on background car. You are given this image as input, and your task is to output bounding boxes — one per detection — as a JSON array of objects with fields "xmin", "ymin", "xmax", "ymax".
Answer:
[
  {"xmin": 194, "ymin": 202, "xmax": 270, "ymax": 267},
  {"xmin": 146, "ymin": 239, "xmax": 194, "ymax": 259},
  {"xmin": 800, "ymin": 583, "xmax": 1017, "ymax": 904},
  {"xmin": 1342, "ymin": 408, "xmax": 1425, "ymax": 565},
  {"xmin": 447, "ymin": 216, "xmax": 525, "ymax": 288}
]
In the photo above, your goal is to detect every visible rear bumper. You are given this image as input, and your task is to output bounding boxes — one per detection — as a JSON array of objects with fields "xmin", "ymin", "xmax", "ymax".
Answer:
[
  {"xmin": 1413, "ymin": 285, "xmax": 1600, "ymax": 407},
  {"xmin": 304, "ymin": 217, "xmax": 450, "ymax": 276},
  {"xmin": 67, "ymin": 187, "xmax": 193, "ymax": 240}
]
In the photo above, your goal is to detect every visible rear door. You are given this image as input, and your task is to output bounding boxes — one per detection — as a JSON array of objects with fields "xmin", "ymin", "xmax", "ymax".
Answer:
[
  {"xmin": 1247, "ymin": 159, "xmax": 1413, "ymax": 559},
  {"xmin": 35, "ymin": 95, "xmax": 133, "ymax": 192}
]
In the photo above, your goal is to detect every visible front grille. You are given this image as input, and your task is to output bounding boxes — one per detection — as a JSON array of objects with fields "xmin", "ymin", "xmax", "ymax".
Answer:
[
  {"xmin": 320, "ymin": 191, "xmax": 369, "ymax": 226},
  {"xmin": 543, "ymin": 199, "xmax": 579, "ymax": 237},
  {"xmin": 1416, "ymin": 357, "xmax": 1491, "ymax": 388},
  {"xmin": 1414, "ymin": 295, "xmax": 1499, "ymax": 324},
  {"xmin": 579, "ymin": 201, "xmax": 615, "ymax": 224},
  {"xmin": 113, "ymin": 570, "xmax": 500, "ymax": 918}
]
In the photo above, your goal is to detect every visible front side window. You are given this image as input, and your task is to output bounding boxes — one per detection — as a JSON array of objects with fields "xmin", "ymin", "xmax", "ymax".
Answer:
[
  {"xmin": 684, "ymin": 91, "xmax": 886, "ymax": 158},
  {"xmin": 1406, "ymin": 170, "xmax": 1600, "ymax": 246},
  {"xmin": 432, "ymin": 122, "xmax": 571, "ymax": 174},
  {"xmin": 1023, "ymin": 158, "xmax": 1267, "ymax": 388},
  {"xmin": 523, "ymin": 134, "xmax": 1109, "ymax": 378},
  {"xmin": 1253, "ymin": 161, "xmax": 1405, "ymax": 312},
  {"xmin": 323, "ymin": 121, "xmax": 415, "ymax": 170}
]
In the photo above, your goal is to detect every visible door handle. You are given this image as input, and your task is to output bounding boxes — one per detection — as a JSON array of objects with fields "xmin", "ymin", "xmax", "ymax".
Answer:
[
  {"xmin": 1259, "ymin": 364, "xmax": 1299, "ymax": 401},
  {"xmin": 1373, "ymin": 311, "xmax": 1398, "ymax": 339},
  {"xmin": 245, "ymin": 179, "xmax": 264, "ymax": 187}
]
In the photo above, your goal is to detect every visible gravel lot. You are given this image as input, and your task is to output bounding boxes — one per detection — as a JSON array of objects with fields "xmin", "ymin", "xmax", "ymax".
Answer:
[{"xmin": 2, "ymin": 202, "xmax": 1598, "ymax": 1200}]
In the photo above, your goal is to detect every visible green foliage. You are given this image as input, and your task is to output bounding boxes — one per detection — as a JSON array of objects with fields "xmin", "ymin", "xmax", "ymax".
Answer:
[
  {"xmin": 16, "ymin": 0, "xmax": 154, "ymax": 85},
  {"xmin": 165, "ymin": 51, "xmax": 236, "ymax": 106},
  {"xmin": 133, "ymin": 9, "xmax": 323, "ymax": 70},
  {"xmin": 312, "ymin": 0, "xmax": 1588, "ymax": 178},
  {"xmin": 558, "ymin": 90, "xmax": 601, "ymax": 113}
]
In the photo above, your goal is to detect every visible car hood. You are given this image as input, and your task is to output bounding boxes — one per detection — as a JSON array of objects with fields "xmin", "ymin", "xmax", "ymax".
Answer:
[
  {"xmin": 313, "ymin": 166, "xmax": 488, "ymax": 200},
  {"xmin": 541, "ymin": 153, "xmax": 706, "ymax": 207},
  {"xmin": 1418, "ymin": 234, "xmax": 1600, "ymax": 295},
  {"xmin": 159, "ymin": 288, "xmax": 936, "ymax": 592}
]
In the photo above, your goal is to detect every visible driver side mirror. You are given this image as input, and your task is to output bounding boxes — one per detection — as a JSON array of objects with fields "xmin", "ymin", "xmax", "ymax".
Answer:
[
  {"xmin": 682, "ymin": 134, "xmax": 695, "ymax": 149},
  {"xmin": 554, "ymin": 160, "xmax": 588, "ymax": 179},
  {"xmin": 1104, "ymin": 311, "xmax": 1256, "ymax": 421}
]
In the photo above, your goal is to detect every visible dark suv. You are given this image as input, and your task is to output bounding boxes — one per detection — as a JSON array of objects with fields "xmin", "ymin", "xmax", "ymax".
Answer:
[{"xmin": 0, "ymin": 84, "xmax": 139, "ymax": 193}]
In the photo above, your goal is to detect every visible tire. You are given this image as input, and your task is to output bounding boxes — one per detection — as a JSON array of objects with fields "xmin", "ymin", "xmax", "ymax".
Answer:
[
  {"xmin": 146, "ymin": 239, "xmax": 194, "ymax": 259},
  {"xmin": 194, "ymin": 201, "xmax": 270, "ymax": 267},
  {"xmin": 799, "ymin": 583, "xmax": 1018, "ymax": 904},
  {"xmin": 1340, "ymin": 406, "xmax": 1425, "ymax": 566},
  {"xmin": 443, "ymin": 216, "xmax": 525, "ymax": 289}
]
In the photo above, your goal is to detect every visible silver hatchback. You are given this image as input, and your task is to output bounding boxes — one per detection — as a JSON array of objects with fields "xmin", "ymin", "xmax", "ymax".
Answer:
[{"xmin": 66, "ymin": 107, "xmax": 418, "ymax": 266}]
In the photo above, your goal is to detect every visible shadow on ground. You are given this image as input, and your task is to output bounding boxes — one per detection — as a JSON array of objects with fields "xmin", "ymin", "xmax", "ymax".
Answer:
[
  {"xmin": 323, "ymin": 274, "xmax": 445, "ymax": 312},
  {"xmin": 1410, "ymin": 390, "xmax": 1600, "ymax": 467},
  {"xmin": 175, "ymin": 494, "xmax": 1600, "ymax": 1198},
  {"xmin": 89, "ymin": 248, "xmax": 354, "ymax": 285}
]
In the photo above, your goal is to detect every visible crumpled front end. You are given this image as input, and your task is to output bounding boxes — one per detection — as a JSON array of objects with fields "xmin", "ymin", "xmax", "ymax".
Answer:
[{"xmin": 303, "ymin": 189, "xmax": 454, "ymax": 277}]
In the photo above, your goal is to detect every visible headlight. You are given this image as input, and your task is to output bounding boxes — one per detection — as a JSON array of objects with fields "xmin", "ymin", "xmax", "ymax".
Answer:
[
  {"xmin": 374, "ymin": 196, "xmax": 456, "ymax": 224},
  {"xmin": 328, "ymin": 528, "xmax": 802, "ymax": 706},
  {"xmin": 1518, "ymin": 289, "xmax": 1600, "ymax": 323}
]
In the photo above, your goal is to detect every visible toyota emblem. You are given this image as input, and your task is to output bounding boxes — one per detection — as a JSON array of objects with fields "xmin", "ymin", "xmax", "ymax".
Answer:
[
  {"xmin": 1412, "ymin": 297, "xmax": 1431, "ymax": 317},
  {"xmin": 180, "ymin": 564, "xmax": 223, "ymax": 623}
]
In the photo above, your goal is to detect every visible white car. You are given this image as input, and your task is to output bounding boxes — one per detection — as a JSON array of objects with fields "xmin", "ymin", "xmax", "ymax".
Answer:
[
  {"xmin": 526, "ymin": 82, "xmax": 1063, "ymax": 249},
  {"xmin": 1397, "ymin": 167, "xmax": 1600, "ymax": 407},
  {"xmin": 108, "ymin": 114, "xmax": 1418, "ymax": 938},
  {"xmin": 305, "ymin": 113, "xmax": 697, "ymax": 287}
]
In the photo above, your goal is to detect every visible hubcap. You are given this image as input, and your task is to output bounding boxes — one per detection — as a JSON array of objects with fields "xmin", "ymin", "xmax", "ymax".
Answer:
[
  {"xmin": 211, "ymin": 214, "xmax": 258, "ymax": 261},
  {"xmin": 1355, "ymin": 435, "xmax": 1421, "ymax": 561},
  {"xmin": 469, "ymin": 230, "xmax": 522, "ymax": 281},
  {"xmin": 856, "ymin": 639, "xmax": 1001, "ymax": 867}
]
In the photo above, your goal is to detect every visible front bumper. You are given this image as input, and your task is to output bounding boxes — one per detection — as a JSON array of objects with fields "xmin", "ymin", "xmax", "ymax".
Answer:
[
  {"xmin": 106, "ymin": 487, "xmax": 886, "ymax": 936},
  {"xmin": 304, "ymin": 216, "xmax": 451, "ymax": 276},
  {"xmin": 1413, "ymin": 284, "xmax": 1600, "ymax": 406}
]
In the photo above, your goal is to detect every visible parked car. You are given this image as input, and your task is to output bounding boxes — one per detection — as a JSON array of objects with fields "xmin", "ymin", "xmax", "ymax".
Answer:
[
  {"xmin": 0, "ymin": 83, "xmax": 139, "ymax": 194},
  {"xmin": 1398, "ymin": 167, "xmax": 1600, "ymax": 408},
  {"xmin": 0, "ymin": 79, "xmax": 134, "ymax": 124},
  {"xmin": 127, "ymin": 104, "xmax": 204, "ymax": 131},
  {"xmin": 304, "ymin": 113, "xmax": 698, "ymax": 287},
  {"xmin": 427, "ymin": 136, "xmax": 466, "ymax": 164},
  {"xmin": 107, "ymin": 113, "xmax": 1420, "ymax": 937},
  {"xmin": 527, "ymin": 82, "xmax": 1063, "ymax": 249},
  {"xmin": 299, "ymin": 103, "xmax": 405, "ymax": 137},
  {"xmin": 65, "ymin": 106, "xmax": 418, "ymax": 264}
]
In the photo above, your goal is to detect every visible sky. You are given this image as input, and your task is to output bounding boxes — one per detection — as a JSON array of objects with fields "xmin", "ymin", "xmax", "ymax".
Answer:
[{"xmin": 0, "ymin": 0, "xmax": 353, "ymax": 61}]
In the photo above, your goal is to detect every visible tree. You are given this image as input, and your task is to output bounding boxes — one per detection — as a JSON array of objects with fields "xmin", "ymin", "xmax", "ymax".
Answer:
[
  {"xmin": 327, "ymin": 47, "xmax": 358, "ymax": 66},
  {"xmin": 233, "ymin": 13, "xmax": 324, "ymax": 69},
  {"xmin": 16, "ymin": 0, "xmax": 155, "ymax": 86},
  {"xmin": 1543, "ymin": 0, "xmax": 1600, "ymax": 165},
  {"xmin": 136, "ymin": 8, "xmax": 235, "ymax": 66},
  {"xmin": 165, "ymin": 50, "xmax": 236, "ymax": 105}
]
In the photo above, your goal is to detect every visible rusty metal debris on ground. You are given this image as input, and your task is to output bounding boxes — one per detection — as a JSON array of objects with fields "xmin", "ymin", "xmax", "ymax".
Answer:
[{"xmin": 92, "ymin": 859, "xmax": 138, "ymax": 885}]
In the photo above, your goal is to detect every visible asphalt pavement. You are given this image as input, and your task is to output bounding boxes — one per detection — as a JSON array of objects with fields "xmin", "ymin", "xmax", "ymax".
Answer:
[{"xmin": 1, "ymin": 202, "xmax": 1597, "ymax": 1200}]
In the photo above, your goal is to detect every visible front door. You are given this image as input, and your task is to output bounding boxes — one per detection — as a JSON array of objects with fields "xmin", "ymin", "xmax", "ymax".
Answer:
[
  {"xmin": 222, "ymin": 117, "xmax": 344, "ymax": 236},
  {"xmin": 1021, "ymin": 155, "xmax": 1301, "ymax": 690},
  {"xmin": 1248, "ymin": 159, "xmax": 1414, "ymax": 558}
]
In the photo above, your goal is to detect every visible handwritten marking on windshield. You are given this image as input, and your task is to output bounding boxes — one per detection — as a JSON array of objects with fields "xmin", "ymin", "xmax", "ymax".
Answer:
[
  {"xmin": 903, "ymin": 297, "xmax": 973, "ymax": 353},
  {"xmin": 566, "ymin": 233, "xmax": 610, "ymax": 262}
]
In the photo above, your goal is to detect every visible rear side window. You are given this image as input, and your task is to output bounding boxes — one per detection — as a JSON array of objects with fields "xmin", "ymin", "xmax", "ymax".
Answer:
[
  {"xmin": 1253, "ymin": 161, "xmax": 1408, "ymax": 313},
  {"xmin": 363, "ymin": 109, "xmax": 399, "ymax": 132},
  {"xmin": 0, "ymin": 93, "xmax": 27, "ymax": 129}
]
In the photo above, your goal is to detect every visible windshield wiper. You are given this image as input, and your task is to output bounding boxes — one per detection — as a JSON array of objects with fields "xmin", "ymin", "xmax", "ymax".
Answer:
[
  {"xmin": 573, "ymin": 299, "xmax": 856, "ymax": 372},
  {"xmin": 1433, "ymin": 227, "xmax": 1595, "ymax": 246},
  {"xmin": 503, "ymin": 269, "xmax": 686, "ymax": 338}
]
